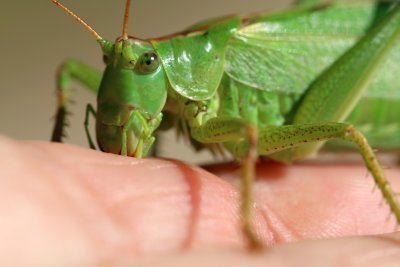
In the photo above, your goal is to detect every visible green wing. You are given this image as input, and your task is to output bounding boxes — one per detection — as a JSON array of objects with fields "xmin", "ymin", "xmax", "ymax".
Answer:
[
  {"xmin": 225, "ymin": 1, "xmax": 393, "ymax": 94},
  {"xmin": 342, "ymin": 26, "xmax": 400, "ymax": 149},
  {"xmin": 362, "ymin": 31, "xmax": 400, "ymax": 99},
  {"xmin": 326, "ymin": 33, "xmax": 400, "ymax": 149}
]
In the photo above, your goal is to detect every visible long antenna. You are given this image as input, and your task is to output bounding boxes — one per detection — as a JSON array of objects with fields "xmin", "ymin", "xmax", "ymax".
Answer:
[
  {"xmin": 50, "ymin": 0, "xmax": 103, "ymax": 41},
  {"xmin": 122, "ymin": 0, "xmax": 132, "ymax": 40}
]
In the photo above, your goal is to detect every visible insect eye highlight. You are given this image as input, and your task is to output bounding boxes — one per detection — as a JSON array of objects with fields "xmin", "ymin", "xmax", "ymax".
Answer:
[{"xmin": 136, "ymin": 51, "xmax": 159, "ymax": 73}]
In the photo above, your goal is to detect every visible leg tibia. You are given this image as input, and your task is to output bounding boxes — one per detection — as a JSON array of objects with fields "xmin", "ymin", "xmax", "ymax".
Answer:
[
  {"xmin": 240, "ymin": 124, "xmax": 261, "ymax": 250},
  {"xmin": 191, "ymin": 118, "xmax": 262, "ymax": 248},
  {"xmin": 260, "ymin": 122, "xmax": 400, "ymax": 224},
  {"xmin": 51, "ymin": 59, "xmax": 101, "ymax": 142},
  {"xmin": 344, "ymin": 126, "xmax": 400, "ymax": 223}
]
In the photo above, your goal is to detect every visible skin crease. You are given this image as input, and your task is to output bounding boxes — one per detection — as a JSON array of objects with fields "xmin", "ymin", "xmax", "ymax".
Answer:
[{"xmin": 0, "ymin": 134, "xmax": 400, "ymax": 266}]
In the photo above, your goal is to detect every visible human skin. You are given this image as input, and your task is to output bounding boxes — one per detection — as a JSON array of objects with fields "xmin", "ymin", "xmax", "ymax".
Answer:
[{"xmin": 0, "ymin": 135, "xmax": 399, "ymax": 266}]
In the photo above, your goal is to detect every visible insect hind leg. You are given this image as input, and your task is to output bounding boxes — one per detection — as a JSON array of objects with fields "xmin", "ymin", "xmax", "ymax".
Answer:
[{"xmin": 258, "ymin": 122, "xmax": 400, "ymax": 225}]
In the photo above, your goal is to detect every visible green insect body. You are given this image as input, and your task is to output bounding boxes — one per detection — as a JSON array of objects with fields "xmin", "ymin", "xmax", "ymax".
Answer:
[{"xmin": 50, "ymin": 0, "xmax": 400, "ymax": 248}]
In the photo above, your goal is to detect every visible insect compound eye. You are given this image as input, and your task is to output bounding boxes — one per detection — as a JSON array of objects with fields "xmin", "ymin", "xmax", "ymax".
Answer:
[{"xmin": 136, "ymin": 51, "xmax": 160, "ymax": 74}]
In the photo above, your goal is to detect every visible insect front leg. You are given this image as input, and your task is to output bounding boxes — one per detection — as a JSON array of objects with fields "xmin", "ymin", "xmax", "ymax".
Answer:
[
  {"xmin": 120, "ymin": 111, "xmax": 162, "ymax": 157},
  {"xmin": 51, "ymin": 59, "xmax": 102, "ymax": 142}
]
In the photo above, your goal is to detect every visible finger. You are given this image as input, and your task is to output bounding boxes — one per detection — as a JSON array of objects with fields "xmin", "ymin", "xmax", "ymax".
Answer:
[
  {"xmin": 206, "ymin": 160, "xmax": 400, "ymax": 242},
  {"xmin": 132, "ymin": 232, "xmax": 400, "ymax": 267},
  {"xmin": 0, "ymin": 136, "xmax": 250, "ymax": 266},
  {"xmin": 1, "ymin": 135, "xmax": 399, "ymax": 266}
]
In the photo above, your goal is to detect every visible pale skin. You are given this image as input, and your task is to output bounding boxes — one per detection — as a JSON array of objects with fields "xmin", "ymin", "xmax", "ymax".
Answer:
[{"xmin": 1, "ymin": 134, "xmax": 400, "ymax": 266}]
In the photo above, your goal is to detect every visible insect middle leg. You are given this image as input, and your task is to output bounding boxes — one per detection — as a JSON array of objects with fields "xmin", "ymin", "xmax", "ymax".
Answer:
[
  {"xmin": 51, "ymin": 59, "xmax": 101, "ymax": 142},
  {"xmin": 190, "ymin": 117, "xmax": 262, "ymax": 249}
]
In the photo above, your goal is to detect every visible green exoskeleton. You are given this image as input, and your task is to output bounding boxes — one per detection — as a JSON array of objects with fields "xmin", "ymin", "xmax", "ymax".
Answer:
[{"xmin": 50, "ymin": 0, "xmax": 400, "ymax": 249}]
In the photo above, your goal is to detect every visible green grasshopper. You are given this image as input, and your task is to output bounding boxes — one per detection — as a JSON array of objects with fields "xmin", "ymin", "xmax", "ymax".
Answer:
[{"xmin": 50, "ymin": 0, "xmax": 400, "ymax": 249}]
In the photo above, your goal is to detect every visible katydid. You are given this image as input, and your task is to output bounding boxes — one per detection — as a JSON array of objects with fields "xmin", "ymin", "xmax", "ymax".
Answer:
[{"xmin": 50, "ymin": 0, "xmax": 400, "ymax": 249}]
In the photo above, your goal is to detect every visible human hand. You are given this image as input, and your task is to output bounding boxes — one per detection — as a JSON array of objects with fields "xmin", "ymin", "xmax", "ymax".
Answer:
[{"xmin": 1, "ymin": 135, "xmax": 399, "ymax": 266}]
